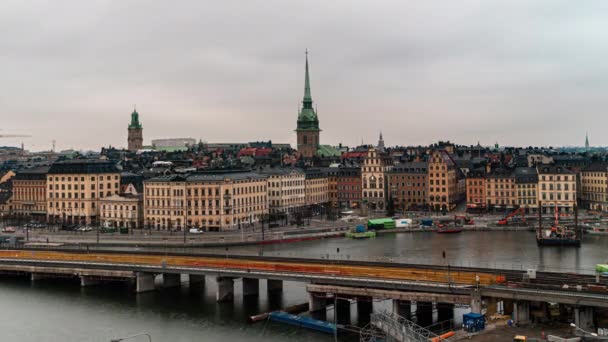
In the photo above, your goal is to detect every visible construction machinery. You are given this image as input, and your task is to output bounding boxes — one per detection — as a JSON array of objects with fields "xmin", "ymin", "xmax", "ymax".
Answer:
[{"xmin": 498, "ymin": 207, "xmax": 526, "ymax": 225}]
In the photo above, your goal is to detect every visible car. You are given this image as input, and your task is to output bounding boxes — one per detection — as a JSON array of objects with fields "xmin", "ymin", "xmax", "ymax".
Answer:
[
  {"xmin": 189, "ymin": 228, "xmax": 204, "ymax": 234},
  {"xmin": 78, "ymin": 227, "xmax": 93, "ymax": 232},
  {"xmin": 1, "ymin": 227, "xmax": 16, "ymax": 233}
]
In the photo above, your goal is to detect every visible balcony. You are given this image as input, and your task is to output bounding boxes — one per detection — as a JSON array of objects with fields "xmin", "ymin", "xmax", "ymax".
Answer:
[{"xmin": 223, "ymin": 194, "xmax": 232, "ymax": 200}]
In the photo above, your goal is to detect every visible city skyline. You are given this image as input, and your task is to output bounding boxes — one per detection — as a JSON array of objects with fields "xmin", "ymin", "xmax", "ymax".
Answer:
[{"xmin": 2, "ymin": 1, "xmax": 608, "ymax": 151}]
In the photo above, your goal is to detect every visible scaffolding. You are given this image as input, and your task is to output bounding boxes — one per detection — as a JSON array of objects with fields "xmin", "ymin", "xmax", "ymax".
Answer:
[{"xmin": 360, "ymin": 310, "xmax": 451, "ymax": 342}]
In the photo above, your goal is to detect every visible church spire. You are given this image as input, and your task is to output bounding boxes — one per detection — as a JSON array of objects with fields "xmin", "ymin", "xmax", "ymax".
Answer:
[
  {"xmin": 302, "ymin": 49, "xmax": 313, "ymax": 108},
  {"xmin": 585, "ymin": 131, "xmax": 590, "ymax": 149}
]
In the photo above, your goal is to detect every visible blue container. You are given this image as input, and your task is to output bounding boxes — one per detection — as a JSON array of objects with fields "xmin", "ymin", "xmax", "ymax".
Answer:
[
  {"xmin": 421, "ymin": 219, "xmax": 433, "ymax": 227},
  {"xmin": 355, "ymin": 225, "xmax": 366, "ymax": 233},
  {"xmin": 462, "ymin": 312, "xmax": 485, "ymax": 332}
]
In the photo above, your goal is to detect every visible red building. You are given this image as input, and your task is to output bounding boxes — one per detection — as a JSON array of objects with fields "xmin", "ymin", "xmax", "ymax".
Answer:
[{"xmin": 337, "ymin": 167, "xmax": 361, "ymax": 209}]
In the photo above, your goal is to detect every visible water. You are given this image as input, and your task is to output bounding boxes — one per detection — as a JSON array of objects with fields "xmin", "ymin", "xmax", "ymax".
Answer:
[
  {"xmin": 0, "ymin": 276, "xmax": 336, "ymax": 342},
  {"xmin": 2, "ymin": 231, "xmax": 608, "ymax": 341},
  {"xmin": 223, "ymin": 231, "xmax": 608, "ymax": 274}
]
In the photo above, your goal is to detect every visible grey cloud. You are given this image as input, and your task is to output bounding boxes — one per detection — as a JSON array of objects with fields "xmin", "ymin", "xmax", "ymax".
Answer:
[{"xmin": 0, "ymin": 0, "xmax": 606, "ymax": 151}]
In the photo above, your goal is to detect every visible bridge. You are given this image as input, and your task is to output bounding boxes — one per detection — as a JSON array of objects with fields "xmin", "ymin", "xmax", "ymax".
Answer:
[{"xmin": 0, "ymin": 247, "xmax": 606, "ymax": 331}]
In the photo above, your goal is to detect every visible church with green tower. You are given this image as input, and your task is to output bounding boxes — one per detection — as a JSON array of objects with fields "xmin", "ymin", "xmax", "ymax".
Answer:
[
  {"xmin": 295, "ymin": 51, "xmax": 321, "ymax": 159},
  {"xmin": 127, "ymin": 107, "xmax": 143, "ymax": 152}
]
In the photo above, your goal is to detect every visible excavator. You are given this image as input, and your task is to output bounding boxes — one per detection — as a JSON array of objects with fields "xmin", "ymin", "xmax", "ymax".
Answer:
[{"xmin": 498, "ymin": 207, "xmax": 526, "ymax": 225}]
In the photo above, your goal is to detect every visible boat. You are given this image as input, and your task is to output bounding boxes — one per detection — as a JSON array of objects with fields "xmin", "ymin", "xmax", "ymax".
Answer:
[
  {"xmin": 436, "ymin": 226, "xmax": 463, "ymax": 234},
  {"xmin": 536, "ymin": 202, "xmax": 581, "ymax": 247},
  {"xmin": 345, "ymin": 231, "xmax": 376, "ymax": 239},
  {"xmin": 436, "ymin": 222, "xmax": 463, "ymax": 233},
  {"xmin": 268, "ymin": 311, "xmax": 336, "ymax": 334}
]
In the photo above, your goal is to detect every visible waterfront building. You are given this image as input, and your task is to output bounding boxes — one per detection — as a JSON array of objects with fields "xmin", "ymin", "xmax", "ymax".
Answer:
[
  {"xmin": 465, "ymin": 168, "xmax": 487, "ymax": 211},
  {"xmin": 536, "ymin": 164, "xmax": 577, "ymax": 213},
  {"xmin": 144, "ymin": 172, "xmax": 268, "ymax": 231},
  {"xmin": 514, "ymin": 167, "xmax": 539, "ymax": 213},
  {"xmin": 427, "ymin": 150, "xmax": 460, "ymax": 211},
  {"xmin": 326, "ymin": 168, "xmax": 339, "ymax": 207},
  {"xmin": 295, "ymin": 52, "xmax": 321, "ymax": 159},
  {"xmin": 362, "ymin": 147, "xmax": 392, "ymax": 211},
  {"xmin": 304, "ymin": 169, "xmax": 329, "ymax": 207},
  {"xmin": 11, "ymin": 167, "xmax": 48, "ymax": 220},
  {"xmin": 260, "ymin": 168, "xmax": 305, "ymax": 214},
  {"xmin": 337, "ymin": 166, "xmax": 362, "ymax": 209},
  {"xmin": 100, "ymin": 194, "xmax": 143, "ymax": 229},
  {"xmin": 580, "ymin": 162, "xmax": 608, "ymax": 212},
  {"xmin": 388, "ymin": 162, "xmax": 428, "ymax": 212},
  {"xmin": 127, "ymin": 108, "xmax": 143, "ymax": 152},
  {"xmin": 46, "ymin": 160, "xmax": 121, "ymax": 225},
  {"xmin": 486, "ymin": 169, "xmax": 516, "ymax": 209}
]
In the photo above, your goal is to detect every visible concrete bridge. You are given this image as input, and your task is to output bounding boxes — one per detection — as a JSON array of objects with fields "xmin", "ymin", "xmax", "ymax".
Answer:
[{"xmin": 0, "ymin": 248, "xmax": 606, "ymax": 331}]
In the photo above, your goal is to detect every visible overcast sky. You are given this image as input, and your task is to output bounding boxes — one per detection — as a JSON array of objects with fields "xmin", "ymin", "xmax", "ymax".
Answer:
[{"xmin": 1, "ymin": 0, "xmax": 607, "ymax": 151}]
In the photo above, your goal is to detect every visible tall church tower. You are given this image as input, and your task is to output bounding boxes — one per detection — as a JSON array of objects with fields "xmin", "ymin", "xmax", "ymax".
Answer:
[
  {"xmin": 127, "ymin": 107, "xmax": 143, "ymax": 152},
  {"xmin": 585, "ymin": 132, "xmax": 590, "ymax": 150},
  {"xmin": 295, "ymin": 51, "xmax": 320, "ymax": 158}
]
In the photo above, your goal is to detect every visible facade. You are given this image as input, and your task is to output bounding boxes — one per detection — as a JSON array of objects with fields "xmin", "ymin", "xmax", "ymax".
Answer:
[
  {"xmin": 304, "ymin": 169, "xmax": 329, "ymax": 207},
  {"xmin": 261, "ymin": 168, "xmax": 305, "ymax": 214},
  {"xmin": 144, "ymin": 172, "xmax": 268, "ymax": 231},
  {"xmin": 0, "ymin": 192, "xmax": 12, "ymax": 218},
  {"xmin": 46, "ymin": 160, "xmax": 121, "ymax": 225},
  {"xmin": 337, "ymin": 167, "xmax": 362, "ymax": 209},
  {"xmin": 11, "ymin": 167, "xmax": 48, "ymax": 219},
  {"xmin": 515, "ymin": 167, "xmax": 539, "ymax": 213},
  {"xmin": 295, "ymin": 53, "xmax": 320, "ymax": 158},
  {"xmin": 326, "ymin": 168, "xmax": 339, "ymax": 207},
  {"xmin": 388, "ymin": 162, "xmax": 428, "ymax": 212},
  {"xmin": 580, "ymin": 162, "xmax": 608, "ymax": 212},
  {"xmin": 100, "ymin": 194, "xmax": 143, "ymax": 229},
  {"xmin": 427, "ymin": 150, "xmax": 459, "ymax": 211},
  {"xmin": 486, "ymin": 169, "xmax": 516, "ymax": 209},
  {"xmin": 127, "ymin": 108, "xmax": 143, "ymax": 152},
  {"xmin": 362, "ymin": 148, "xmax": 392, "ymax": 211},
  {"xmin": 465, "ymin": 169, "xmax": 487, "ymax": 211},
  {"xmin": 537, "ymin": 164, "xmax": 576, "ymax": 213}
]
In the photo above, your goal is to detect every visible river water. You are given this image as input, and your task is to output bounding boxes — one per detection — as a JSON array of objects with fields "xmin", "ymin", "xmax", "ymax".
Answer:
[{"xmin": 1, "ymin": 231, "xmax": 608, "ymax": 341}]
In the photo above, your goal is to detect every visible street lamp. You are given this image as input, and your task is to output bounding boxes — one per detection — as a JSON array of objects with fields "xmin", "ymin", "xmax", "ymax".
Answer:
[
  {"xmin": 570, "ymin": 323, "xmax": 598, "ymax": 337},
  {"xmin": 110, "ymin": 333, "xmax": 152, "ymax": 342}
]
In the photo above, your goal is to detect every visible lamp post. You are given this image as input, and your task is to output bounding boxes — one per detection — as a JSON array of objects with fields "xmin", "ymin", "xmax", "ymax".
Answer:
[
  {"xmin": 110, "ymin": 333, "xmax": 152, "ymax": 342},
  {"xmin": 570, "ymin": 323, "xmax": 598, "ymax": 337}
]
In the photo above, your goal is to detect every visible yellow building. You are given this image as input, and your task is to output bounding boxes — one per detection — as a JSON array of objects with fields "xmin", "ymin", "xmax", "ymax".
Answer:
[
  {"xmin": 515, "ymin": 167, "xmax": 538, "ymax": 213},
  {"xmin": 537, "ymin": 164, "xmax": 576, "ymax": 213},
  {"xmin": 12, "ymin": 167, "xmax": 48, "ymax": 220},
  {"xmin": 46, "ymin": 160, "xmax": 121, "ymax": 225},
  {"xmin": 580, "ymin": 162, "xmax": 608, "ymax": 212},
  {"xmin": 486, "ymin": 169, "xmax": 516, "ymax": 209},
  {"xmin": 260, "ymin": 168, "xmax": 305, "ymax": 214},
  {"xmin": 144, "ymin": 172, "xmax": 268, "ymax": 232},
  {"xmin": 100, "ymin": 194, "xmax": 143, "ymax": 229},
  {"xmin": 427, "ymin": 150, "xmax": 459, "ymax": 211},
  {"xmin": 305, "ymin": 169, "xmax": 329, "ymax": 207},
  {"xmin": 362, "ymin": 148, "xmax": 392, "ymax": 211}
]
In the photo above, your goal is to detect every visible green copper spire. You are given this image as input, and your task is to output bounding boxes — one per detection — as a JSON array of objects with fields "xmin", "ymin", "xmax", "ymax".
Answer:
[
  {"xmin": 128, "ymin": 106, "xmax": 142, "ymax": 129},
  {"xmin": 296, "ymin": 50, "xmax": 319, "ymax": 131},
  {"xmin": 303, "ymin": 49, "xmax": 312, "ymax": 105}
]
